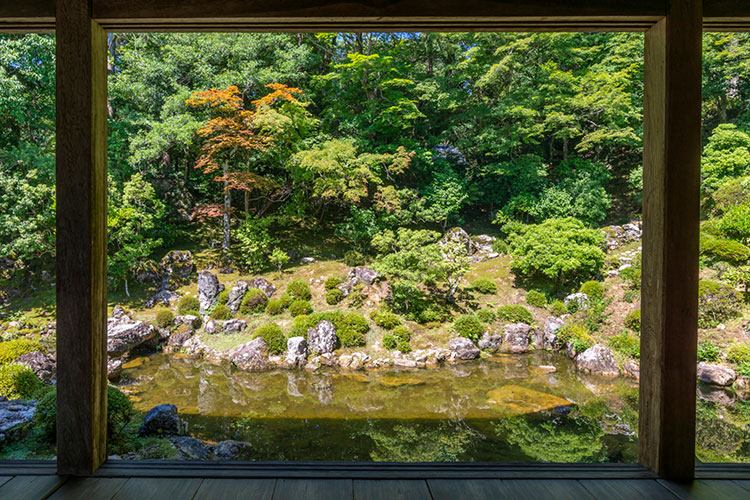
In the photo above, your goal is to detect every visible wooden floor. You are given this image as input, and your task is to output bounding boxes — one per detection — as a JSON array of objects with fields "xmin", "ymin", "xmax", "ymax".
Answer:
[{"xmin": 2, "ymin": 475, "xmax": 750, "ymax": 499}]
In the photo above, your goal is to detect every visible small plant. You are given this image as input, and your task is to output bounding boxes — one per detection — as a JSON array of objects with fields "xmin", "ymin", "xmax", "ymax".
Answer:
[
  {"xmin": 325, "ymin": 276, "xmax": 344, "ymax": 290},
  {"xmin": 217, "ymin": 290, "xmax": 230, "ymax": 305},
  {"xmin": 286, "ymin": 279, "xmax": 312, "ymax": 300},
  {"xmin": 476, "ymin": 308, "xmax": 496, "ymax": 324},
  {"xmin": 496, "ymin": 304, "xmax": 534, "ymax": 325},
  {"xmin": 700, "ymin": 233, "xmax": 750, "ymax": 265},
  {"xmin": 622, "ymin": 289, "xmax": 639, "ymax": 303},
  {"xmin": 278, "ymin": 294, "xmax": 293, "ymax": 308},
  {"xmin": 265, "ymin": 299, "xmax": 285, "ymax": 315},
  {"xmin": 0, "ymin": 338, "xmax": 43, "ymax": 365},
  {"xmin": 290, "ymin": 315, "xmax": 315, "ymax": 338},
  {"xmin": 727, "ymin": 343, "xmax": 750, "ymax": 366},
  {"xmin": 397, "ymin": 339, "xmax": 412, "ymax": 353},
  {"xmin": 609, "ymin": 332, "xmax": 640, "ymax": 359},
  {"xmin": 155, "ymin": 310, "xmax": 175, "ymax": 329},
  {"xmin": 697, "ymin": 340, "xmax": 722, "ymax": 362},
  {"xmin": 624, "ymin": 310, "xmax": 641, "ymax": 333},
  {"xmin": 698, "ymin": 280, "xmax": 742, "ymax": 328},
  {"xmin": 370, "ymin": 311, "xmax": 402, "ymax": 330},
  {"xmin": 453, "ymin": 314, "xmax": 484, "ymax": 342},
  {"xmin": 289, "ymin": 299, "xmax": 313, "ymax": 317},
  {"xmin": 548, "ymin": 300, "xmax": 567, "ymax": 316},
  {"xmin": 269, "ymin": 247, "xmax": 290, "ymax": 277},
  {"xmin": 471, "ymin": 278, "xmax": 498, "ymax": 295},
  {"xmin": 239, "ymin": 288, "xmax": 268, "ymax": 314},
  {"xmin": 211, "ymin": 304, "xmax": 232, "ymax": 320},
  {"xmin": 392, "ymin": 325, "xmax": 411, "ymax": 342},
  {"xmin": 526, "ymin": 290, "xmax": 547, "ymax": 308},
  {"xmin": 253, "ymin": 323, "xmax": 286, "ymax": 355},
  {"xmin": 177, "ymin": 295, "xmax": 200, "ymax": 315},
  {"xmin": 382, "ymin": 333, "xmax": 398, "ymax": 350},
  {"xmin": 556, "ymin": 323, "xmax": 594, "ymax": 352},
  {"xmin": 326, "ymin": 288, "xmax": 345, "ymax": 305},
  {"xmin": 0, "ymin": 363, "xmax": 43, "ymax": 399},
  {"xmin": 579, "ymin": 281, "xmax": 606, "ymax": 302},
  {"xmin": 492, "ymin": 239, "xmax": 508, "ymax": 254},
  {"xmin": 343, "ymin": 250, "xmax": 365, "ymax": 267},
  {"xmin": 620, "ymin": 254, "xmax": 641, "ymax": 290}
]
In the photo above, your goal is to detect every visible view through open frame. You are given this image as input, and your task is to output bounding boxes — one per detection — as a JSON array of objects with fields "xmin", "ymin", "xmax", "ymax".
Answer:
[{"xmin": 3, "ymin": 0, "xmax": 750, "ymax": 482}]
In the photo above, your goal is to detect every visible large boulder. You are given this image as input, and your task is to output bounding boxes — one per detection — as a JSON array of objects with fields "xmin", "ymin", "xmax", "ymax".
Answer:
[
  {"xmin": 542, "ymin": 317, "xmax": 564, "ymax": 350},
  {"xmin": 0, "ymin": 400, "xmax": 37, "ymax": 443},
  {"xmin": 167, "ymin": 330, "xmax": 193, "ymax": 350},
  {"xmin": 286, "ymin": 336, "xmax": 308, "ymax": 366},
  {"xmin": 564, "ymin": 293, "xmax": 589, "ymax": 311},
  {"xmin": 576, "ymin": 345, "xmax": 620, "ymax": 377},
  {"xmin": 139, "ymin": 404, "xmax": 183, "ymax": 436},
  {"xmin": 697, "ymin": 362, "xmax": 736, "ymax": 387},
  {"xmin": 442, "ymin": 227, "xmax": 475, "ymax": 254},
  {"xmin": 228, "ymin": 338, "xmax": 269, "ymax": 371},
  {"xmin": 197, "ymin": 271, "xmax": 223, "ymax": 314},
  {"xmin": 503, "ymin": 323, "xmax": 532, "ymax": 353},
  {"xmin": 107, "ymin": 358, "xmax": 124, "ymax": 380},
  {"xmin": 472, "ymin": 234, "xmax": 496, "ymax": 253},
  {"xmin": 246, "ymin": 277, "xmax": 276, "ymax": 298},
  {"xmin": 477, "ymin": 331, "xmax": 502, "ymax": 352},
  {"xmin": 160, "ymin": 250, "xmax": 194, "ymax": 280},
  {"xmin": 170, "ymin": 436, "xmax": 213, "ymax": 460},
  {"xmin": 213, "ymin": 440, "xmax": 254, "ymax": 461},
  {"xmin": 226, "ymin": 280, "xmax": 249, "ymax": 313},
  {"xmin": 449, "ymin": 337, "xmax": 480, "ymax": 360},
  {"xmin": 107, "ymin": 314, "xmax": 157, "ymax": 358},
  {"xmin": 222, "ymin": 319, "xmax": 247, "ymax": 334},
  {"xmin": 307, "ymin": 321, "xmax": 337, "ymax": 354},
  {"xmin": 14, "ymin": 351, "xmax": 56, "ymax": 384},
  {"xmin": 347, "ymin": 267, "xmax": 381, "ymax": 286}
]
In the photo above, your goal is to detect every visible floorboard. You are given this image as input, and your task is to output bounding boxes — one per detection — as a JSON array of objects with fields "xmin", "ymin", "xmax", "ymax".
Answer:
[
  {"xmin": 48, "ymin": 477, "xmax": 128, "ymax": 500},
  {"xmin": 428, "ymin": 479, "xmax": 510, "ymax": 499},
  {"xmin": 732, "ymin": 480, "xmax": 750, "ymax": 493},
  {"xmin": 578, "ymin": 479, "xmax": 678, "ymax": 499},
  {"xmin": 272, "ymin": 479, "xmax": 352, "ymax": 500},
  {"xmin": 353, "ymin": 479, "xmax": 431, "ymax": 500},
  {"xmin": 192, "ymin": 478, "xmax": 276, "ymax": 500},
  {"xmin": 502, "ymin": 479, "xmax": 596, "ymax": 500},
  {"xmin": 110, "ymin": 477, "xmax": 203, "ymax": 500},
  {"xmin": 659, "ymin": 479, "xmax": 750, "ymax": 499},
  {"xmin": 0, "ymin": 476, "xmax": 12, "ymax": 488},
  {"xmin": 0, "ymin": 475, "xmax": 66, "ymax": 500}
]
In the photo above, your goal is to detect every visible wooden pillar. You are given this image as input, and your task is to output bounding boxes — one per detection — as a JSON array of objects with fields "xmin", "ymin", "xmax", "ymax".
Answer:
[
  {"xmin": 56, "ymin": 0, "xmax": 108, "ymax": 476},
  {"xmin": 640, "ymin": 0, "xmax": 703, "ymax": 482}
]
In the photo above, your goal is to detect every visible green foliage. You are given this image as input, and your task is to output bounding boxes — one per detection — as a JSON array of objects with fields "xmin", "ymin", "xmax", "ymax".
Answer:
[
  {"xmin": 702, "ymin": 124, "xmax": 750, "ymax": 191},
  {"xmin": 0, "ymin": 363, "xmax": 43, "ymax": 399},
  {"xmin": 471, "ymin": 278, "xmax": 497, "ymax": 294},
  {"xmin": 217, "ymin": 290, "xmax": 230, "ymax": 305},
  {"xmin": 289, "ymin": 299, "xmax": 312, "ymax": 317},
  {"xmin": 253, "ymin": 323, "xmax": 286, "ymax": 355},
  {"xmin": 526, "ymin": 290, "xmax": 547, "ymax": 307},
  {"xmin": 609, "ymin": 332, "xmax": 640, "ymax": 360},
  {"xmin": 619, "ymin": 254, "xmax": 642, "ymax": 290},
  {"xmin": 698, "ymin": 341, "xmax": 722, "ymax": 362},
  {"xmin": 343, "ymin": 250, "xmax": 365, "ymax": 267},
  {"xmin": 718, "ymin": 204, "xmax": 750, "ymax": 245},
  {"xmin": 155, "ymin": 310, "xmax": 175, "ymax": 328},
  {"xmin": 211, "ymin": 304, "xmax": 232, "ymax": 320},
  {"xmin": 579, "ymin": 281, "xmax": 606, "ymax": 301},
  {"xmin": 177, "ymin": 296, "xmax": 200, "ymax": 315},
  {"xmin": 556, "ymin": 323, "xmax": 594, "ymax": 352},
  {"xmin": 700, "ymin": 233, "xmax": 750, "ymax": 264},
  {"xmin": 234, "ymin": 215, "xmax": 277, "ymax": 273},
  {"xmin": 265, "ymin": 299, "xmax": 285, "ymax": 315},
  {"xmin": 548, "ymin": 300, "xmax": 567, "ymax": 316},
  {"xmin": 476, "ymin": 309, "xmax": 496, "ymax": 324},
  {"xmin": 269, "ymin": 247, "xmax": 290, "ymax": 275},
  {"xmin": 453, "ymin": 314, "xmax": 484, "ymax": 342},
  {"xmin": 493, "ymin": 416, "xmax": 604, "ymax": 462},
  {"xmin": 382, "ymin": 334, "xmax": 397, "ymax": 350},
  {"xmin": 325, "ymin": 288, "xmax": 345, "ymax": 305},
  {"xmin": 278, "ymin": 294, "xmax": 293, "ymax": 308},
  {"xmin": 397, "ymin": 339, "xmax": 412, "ymax": 354},
  {"xmin": 697, "ymin": 280, "xmax": 742, "ymax": 328},
  {"xmin": 0, "ymin": 338, "xmax": 43, "ymax": 365},
  {"xmin": 324, "ymin": 276, "xmax": 344, "ymax": 290},
  {"xmin": 492, "ymin": 239, "xmax": 509, "ymax": 254},
  {"xmin": 496, "ymin": 305, "xmax": 534, "ymax": 325},
  {"xmin": 370, "ymin": 311, "xmax": 402, "ymax": 330},
  {"xmin": 290, "ymin": 315, "xmax": 315, "ymax": 338},
  {"xmin": 392, "ymin": 325, "xmax": 412, "ymax": 342},
  {"xmin": 727, "ymin": 343, "xmax": 750, "ymax": 366},
  {"xmin": 239, "ymin": 288, "xmax": 268, "ymax": 314},
  {"xmin": 624, "ymin": 310, "xmax": 641, "ymax": 333},
  {"xmin": 286, "ymin": 279, "xmax": 312, "ymax": 300}
]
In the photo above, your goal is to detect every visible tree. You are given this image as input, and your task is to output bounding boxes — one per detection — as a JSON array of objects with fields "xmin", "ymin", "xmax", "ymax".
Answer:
[{"xmin": 269, "ymin": 247, "xmax": 290, "ymax": 277}]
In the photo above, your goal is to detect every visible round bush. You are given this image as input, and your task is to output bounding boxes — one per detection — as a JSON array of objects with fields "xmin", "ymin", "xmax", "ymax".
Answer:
[
  {"xmin": 392, "ymin": 325, "xmax": 411, "ymax": 342},
  {"xmin": 381, "ymin": 334, "xmax": 398, "ymax": 350},
  {"xmin": 471, "ymin": 278, "xmax": 498, "ymax": 295},
  {"xmin": 278, "ymin": 294, "xmax": 293, "ymax": 308},
  {"xmin": 341, "ymin": 312, "xmax": 370, "ymax": 335},
  {"xmin": 698, "ymin": 280, "xmax": 742, "ymax": 328},
  {"xmin": 526, "ymin": 290, "xmax": 547, "ymax": 308},
  {"xmin": 239, "ymin": 288, "xmax": 268, "ymax": 314},
  {"xmin": 579, "ymin": 281, "xmax": 606, "ymax": 302},
  {"xmin": 0, "ymin": 363, "xmax": 43, "ymax": 399},
  {"xmin": 371, "ymin": 311, "xmax": 402, "ymax": 330},
  {"xmin": 286, "ymin": 279, "xmax": 312, "ymax": 300},
  {"xmin": 265, "ymin": 299, "xmax": 285, "ymax": 315},
  {"xmin": 700, "ymin": 234, "xmax": 750, "ymax": 265},
  {"xmin": 325, "ymin": 276, "xmax": 344, "ymax": 290},
  {"xmin": 476, "ymin": 308, "xmax": 496, "ymax": 324},
  {"xmin": 548, "ymin": 300, "xmax": 567, "ymax": 316},
  {"xmin": 338, "ymin": 327, "xmax": 366, "ymax": 348},
  {"xmin": 397, "ymin": 339, "xmax": 412, "ymax": 353},
  {"xmin": 727, "ymin": 343, "xmax": 750, "ymax": 366},
  {"xmin": 211, "ymin": 304, "xmax": 232, "ymax": 320},
  {"xmin": 217, "ymin": 290, "xmax": 230, "ymax": 305},
  {"xmin": 608, "ymin": 332, "xmax": 640, "ymax": 360},
  {"xmin": 253, "ymin": 323, "xmax": 286, "ymax": 355},
  {"xmin": 453, "ymin": 314, "xmax": 484, "ymax": 342},
  {"xmin": 556, "ymin": 323, "xmax": 594, "ymax": 352},
  {"xmin": 496, "ymin": 304, "xmax": 534, "ymax": 325},
  {"xmin": 624, "ymin": 309, "xmax": 641, "ymax": 333},
  {"xmin": 290, "ymin": 315, "xmax": 315, "ymax": 338},
  {"xmin": 0, "ymin": 338, "xmax": 43, "ymax": 365},
  {"xmin": 326, "ymin": 288, "xmax": 345, "ymax": 305},
  {"xmin": 492, "ymin": 239, "xmax": 508, "ymax": 254},
  {"xmin": 177, "ymin": 295, "xmax": 200, "ymax": 315},
  {"xmin": 155, "ymin": 310, "xmax": 175, "ymax": 328},
  {"xmin": 698, "ymin": 340, "xmax": 721, "ymax": 362},
  {"xmin": 289, "ymin": 299, "xmax": 312, "ymax": 317}
]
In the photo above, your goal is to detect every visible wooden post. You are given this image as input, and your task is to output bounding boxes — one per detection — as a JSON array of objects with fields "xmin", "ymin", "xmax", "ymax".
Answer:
[
  {"xmin": 640, "ymin": 0, "xmax": 703, "ymax": 481},
  {"xmin": 56, "ymin": 0, "xmax": 109, "ymax": 476}
]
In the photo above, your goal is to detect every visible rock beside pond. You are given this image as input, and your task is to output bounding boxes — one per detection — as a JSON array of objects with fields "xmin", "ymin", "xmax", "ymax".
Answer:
[
  {"xmin": 197, "ymin": 270, "xmax": 223, "ymax": 314},
  {"xmin": 14, "ymin": 351, "xmax": 56, "ymax": 384},
  {"xmin": 247, "ymin": 277, "xmax": 276, "ymax": 298},
  {"xmin": 214, "ymin": 440, "xmax": 254, "ymax": 461},
  {"xmin": 348, "ymin": 267, "xmax": 380, "ymax": 286},
  {"xmin": 107, "ymin": 310, "xmax": 157, "ymax": 357},
  {"xmin": 170, "ymin": 436, "xmax": 213, "ymax": 460},
  {"xmin": 543, "ymin": 316, "xmax": 564, "ymax": 350},
  {"xmin": 286, "ymin": 336, "xmax": 308, "ymax": 366},
  {"xmin": 623, "ymin": 360, "xmax": 640, "ymax": 380},
  {"xmin": 478, "ymin": 331, "xmax": 502, "ymax": 351},
  {"xmin": 697, "ymin": 362, "xmax": 736, "ymax": 387},
  {"xmin": 228, "ymin": 338, "xmax": 269, "ymax": 371},
  {"xmin": 178, "ymin": 314, "xmax": 201, "ymax": 329},
  {"xmin": 307, "ymin": 321, "xmax": 337, "ymax": 354},
  {"xmin": 139, "ymin": 404, "xmax": 183, "ymax": 436},
  {"xmin": 167, "ymin": 330, "xmax": 193, "ymax": 350},
  {"xmin": 107, "ymin": 358, "xmax": 124, "ymax": 380},
  {"xmin": 204, "ymin": 319, "xmax": 219, "ymax": 334},
  {"xmin": 0, "ymin": 399, "xmax": 36, "ymax": 442},
  {"xmin": 449, "ymin": 337, "xmax": 480, "ymax": 360},
  {"xmin": 226, "ymin": 280, "xmax": 249, "ymax": 313},
  {"xmin": 576, "ymin": 345, "xmax": 620, "ymax": 377},
  {"xmin": 564, "ymin": 292, "xmax": 589, "ymax": 310},
  {"xmin": 503, "ymin": 323, "xmax": 531, "ymax": 353},
  {"xmin": 222, "ymin": 319, "xmax": 247, "ymax": 334}
]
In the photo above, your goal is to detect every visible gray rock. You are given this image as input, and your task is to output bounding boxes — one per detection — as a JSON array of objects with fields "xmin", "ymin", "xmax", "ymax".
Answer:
[
  {"xmin": 0, "ymin": 400, "xmax": 36, "ymax": 442},
  {"xmin": 698, "ymin": 386, "xmax": 735, "ymax": 405},
  {"xmin": 442, "ymin": 227, "xmax": 476, "ymax": 254},
  {"xmin": 181, "ymin": 315, "xmax": 201, "ymax": 329},
  {"xmin": 503, "ymin": 323, "xmax": 532, "ymax": 353},
  {"xmin": 477, "ymin": 331, "xmax": 502, "ymax": 351},
  {"xmin": 167, "ymin": 330, "xmax": 193, "ymax": 349},
  {"xmin": 197, "ymin": 271, "xmax": 223, "ymax": 314},
  {"xmin": 286, "ymin": 336, "xmax": 308, "ymax": 366},
  {"xmin": 214, "ymin": 440, "xmax": 254, "ymax": 460},
  {"xmin": 246, "ymin": 277, "xmax": 276, "ymax": 298},
  {"xmin": 623, "ymin": 360, "xmax": 640, "ymax": 380},
  {"xmin": 472, "ymin": 234, "xmax": 496, "ymax": 253},
  {"xmin": 204, "ymin": 319, "xmax": 219, "ymax": 334},
  {"xmin": 160, "ymin": 250, "xmax": 194, "ymax": 280},
  {"xmin": 228, "ymin": 338, "xmax": 269, "ymax": 371},
  {"xmin": 543, "ymin": 316, "xmax": 564, "ymax": 350},
  {"xmin": 697, "ymin": 362, "xmax": 736, "ymax": 387},
  {"xmin": 348, "ymin": 267, "xmax": 381, "ymax": 286},
  {"xmin": 107, "ymin": 358, "xmax": 124, "ymax": 380},
  {"xmin": 139, "ymin": 404, "xmax": 183, "ymax": 436},
  {"xmin": 14, "ymin": 351, "xmax": 56, "ymax": 384},
  {"xmin": 226, "ymin": 280, "xmax": 249, "ymax": 313},
  {"xmin": 337, "ymin": 281, "xmax": 354, "ymax": 297},
  {"xmin": 307, "ymin": 321, "xmax": 337, "ymax": 354},
  {"xmin": 300, "ymin": 257, "xmax": 316, "ymax": 264},
  {"xmin": 576, "ymin": 345, "xmax": 620, "ymax": 377},
  {"xmin": 107, "ymin": 319, "xmax": 157, "ymax": 357},
  {"xmin": 222, "ymin": 319, "xmax": 247, "ymax": 334},
  {"xmin": 170, "ymin": 436, "xmax": 213, "ymax": 460},
  {"xmin": 564, "ymin": 292, "xmax": 589, "ymax": 310},
  {"xmin": 449, "ymin": 337, "xmax": 480, "ymax": 360}
]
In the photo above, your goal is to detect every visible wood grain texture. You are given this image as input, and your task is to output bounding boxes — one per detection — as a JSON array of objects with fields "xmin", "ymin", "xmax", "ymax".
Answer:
[
  {"xmin": 659, "ymin": 479, "xmax": 750, "ymax": 499},
  {"xmin": 111, "ymin": 478, "xmax": 203, "ymax": 500},
  {"xmin": 193, "ymin": 478, "xmax": 276, "ymax": 500},
  {"xmin": 49, "ymin": 477, "xmax": 128, "ymax": 500},
  {"xmin": 639, "ymin": 0, "xmax": 702, "ymax": 482},
  {"xmin": 272, "ymin": 479, "xmax": 352, "ymax": 500},
  {"xmin": 501, "ymin": 479, "xmax": 596, "ymax": 500},
  {"xmin": 579, "ymin": 479, "xmax": 679, "ymax": 499},
  {"xmin": 55, "ymin": 0, "xmax": 109, "ymax": 476},
  {"xmin": 428, "ymin": 479, "xmax": 511, "ymax": 499},
  {"xmin": 353, "ymin": 479, "xmax": 431, "ymax": 500},
  {"xmin": 0, "ymin": 475, "xmax": 67, "ymax": 500}
]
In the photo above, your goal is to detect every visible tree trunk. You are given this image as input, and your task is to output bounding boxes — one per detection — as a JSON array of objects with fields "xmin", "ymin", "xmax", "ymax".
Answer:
[
  {"xmin": 244, "ymin": 190, "xmax": 249, "ymax": 213},
  {"xmin": 223, "ymin": 160, "xmax": 231, "ymax": 252},
  {"xmin": 124, "ymin": 278, "xmax": 130, "ymax": 298}
]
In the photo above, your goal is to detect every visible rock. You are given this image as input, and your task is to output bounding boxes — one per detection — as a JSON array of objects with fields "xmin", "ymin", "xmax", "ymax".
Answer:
[
  {"xmin": 197, "ymin": 271, "xmax": 223, "ymax": 314},
  {"xmin": 139, "ymin": 404, "xmax": 183, "ymax": 436},
  {"xmin": 697, "ymin": 362, "xmax": 736, "ymax": 386},
  {"xmin": 393, "ymin": 358, "xmax": 418, "ymax": 368},
  {"xmin": 564, "ymin": 292, "xmax": 589, "ymax": 310},
  {"xmin": 246, "ymin": 277, "xmax": 276, "ymax": 298},
  {"xmin": 337, "ymin": 281, "xmax": 354, "ymax": 297},
  {"xmin": 472, "ymin": 234, "xmax": 496, "ymax": 252},
  {"xmin": 448, "ymin": 337, "xmax": 480, "ymax": 360},
  {"xmin": 698, "ymin": 386, "xmax": 735, "ymax": 405},
  {"xmin": 107, "ymin": 358, "xmax": 124, "ymax": 380},
  {"xmin": 307, "ymin": 321, "xmax": 337, "ymax": 354},
  {"xmin": 542, "ymin": 317, "xmax": 564, "ymax": 350},
  {"xmin": 14, "ymin": 351, "xmax": 56, "ymax": 384},
  {"xmin": 477, "ymin": 331, "xmax": 503, "ymax": 352},
  {"xmin": 734, "ymin": 376, "xmax": 750, "ymax": 393},
  {"xmin": 204, "ymin": 319, "xmax": 219, "ymax": 334},
  {"xmin": 503, "ymin": 323, "xmax": 532, "ymax": 353},
  {"xmin": 379, "ymin": 376, "xmax": 425, "ymax": 387},
  {"xmin": 0, "ymin": 400, "xmax": 36, "ymax": 442},
  {"xmin": 623, "ymin": 360, "xmax": 640, "ymax": 380},
  {"xmin": 145, "ymin": 288, "xmax": 180, "ymax": 309},
  {"xmin": 300, "ymin": 257, "xmax": 316, "ymax": 264},
  {"xmin": 181, "ymin": 315, "xmax": 201, "ymax": 329},
  {"xmin": 576, "ymin": 345, "xmax": 620, "ymax": 377},
  {"xmin": 107, "ymin": 317, "xmax": 157, "ymax": 358},
  {"xmin": 286, "ymin": 336, "xmax": 308, "ymax": 366},
  {"xmin": 442, "ymin": 227, "xmax": 475, "ymax": 254},
  {"xmin": 347, "ymin": 267, "xmax": 381, "ymax": 286},
  {"xmin": 222, "ymin": 319, "xmax": 247, "ymax": 334},
  {"xmin": 160, "ymin": 250, "xmax": 194, "ymax": 280},
  {"xmin": 213, "ymin": 440, "xmax": 254, "ymax": 461},
  {"xmin": 170, "ymin": 436, "xmax": 213, "ymax": 460},
  {"xmin": 226, "ymin": 280, "xmax": 249, "ymax": 313},
  {"xmin": 167, "ymin": 330, "xmax": 193, "ymax": 350},
  {"xmin": 228, "ymin": 338, "xmax": 269, "ymax": 371},
  {"xmin": 110, "ymin": 305, "xmax": 129, "ymax": 321}
]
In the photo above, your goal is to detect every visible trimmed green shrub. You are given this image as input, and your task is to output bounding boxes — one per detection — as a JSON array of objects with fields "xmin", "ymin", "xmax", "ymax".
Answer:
[
  {"xmin": 496, "ymin": 304, "xmax": 534, "ymax": 325},
  {"xmin": 370, "ymin": 311, "xmax": 402, "ymax": 330},
  {"xmin": 453, "ymin": 314, "xmax": 484, "ymax": 342},
  {"xmin": 336, "ymin": 312, "xmax": 370, "ymax": 347},
  {"xmin": 700, "ymin": 233, "xmax": 750, "ymax": 264},
  {"xmin": 278, "ymin": 294, "xmax": 293, "ymax": 308},
  {"xmin": 382, "ymin": 334, "xmax": 398, "ymax": 350},
  {"xmin": 548, "ymin": 300, "xmax": 567, "ymax": 316},
  {"xmin": 341, "ymin": 312, "xmax": 370, "ymax": 335},
  {"xmin": 620, "ymin": 253, "xmax": 642, "ymax": 290},
  {"xmin": 286, "ymin": 279, "xmax": 312, "ymax": 300},
  {"xmin": 476, "ymin": 308, "xmax": 496, "ymax": 324},
  {"xmin": 698, "ymin": 280, "xmax": 742, "ymax": 328},
  {"xmin": 727, "ymin": 343, "xmax": 750, "ymax": 366},
  {"xmin": 0, "ymin": 338, "xmax": 43, "ymax": 365},
  {"xmin": 392, "ymin": 325, "xmax": 411, "ymax": 342},
  {"xmin": 253, "ymin": 323, "xmax": 286, "ymax": 355},
  {"xmin": 217, "ymin": 290, "xmax": 230, "ymax": 305},
  {"xmin": 325, "ymin": 276, "xmax": 344, "ymax": 290},
  {"xmin": 343, "ymin": 250, "xmax": 365, "ymax": 267},
  {"xmin": 471, "ymin": 278, "xmax": 497, "ymax": 295},
  {"xmin": 556, "ymin": 323, "xmax": 594, "ymax": 352},
  {"xmin": 624, "ymin": 310, "xmax": 641, "ymax": 333},
  {"xmin": 155, "ymin": 310, "xmax": 175, "ymax": 328},
  {"xmin": 177, "ymin": 295, "xmax": 200, "ymax": 315},
  {"xmin": 0, "ymin": 363, "xmax": 43, "ymax": 399},
  {"xmin": 579, "ymin": 281, "xmax": 606, "ymax": 302},
  {"xmin": 492, "ymin": 239, "xmax": 508, "ymax": 254},
  {"xmin": 239, "ymin": 288, "xmax": 268, "ymax": 314},
  {"xmin": 211, "ymin": 304, "xmax": 232, "ymax": 320},
  {"xmin": 338, "ymin": 327, "xmax": 365, "ymax": 348},
  {"xmin": 290, "ymin": 315, "xmax": 315, "ymax": 338},
  {"xmin": 526, "ymin": 290, "xmax": 547, "ymax": 307},
  {"xmin": 397, "ymin": 339, "xmax": 412, "ymax": 353},
  {"xmin": 697, "ymin": 341, "xmax": 722, "ymax": 362},
  {"xmin": 265, "ymin": 299, "xmax": 285, "ymax": 315},
  {"xmin": 289, "ymin": 299, "xmax": 312, "ymax": 317},
  {"xmin": 326, "ymin": 288, "xmax": 345, "ymax": 305},
  {"xmin": 609, "ymin": 332, "xmax": 640, "ymax": 359}
]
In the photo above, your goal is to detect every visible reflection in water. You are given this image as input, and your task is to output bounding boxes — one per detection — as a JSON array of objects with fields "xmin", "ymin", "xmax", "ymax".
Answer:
[{"xmin": 117, "ymin": 351, "xmax": 640, "ymax": 462}]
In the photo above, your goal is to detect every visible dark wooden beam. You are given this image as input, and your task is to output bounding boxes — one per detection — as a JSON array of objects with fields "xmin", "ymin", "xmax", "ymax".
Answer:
[
  {"xmin": 640, "ymin": 0, "xmax": 702, "ymax": 482},
  {"xmin": 55, "ymin": 0, "xmax": 109, "ymax": 476}
]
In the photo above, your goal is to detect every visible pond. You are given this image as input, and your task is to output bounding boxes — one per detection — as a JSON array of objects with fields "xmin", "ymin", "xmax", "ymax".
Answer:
[{"xmin": 116, "ymin": 351, "xmax": 641, "ymax": 462}]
